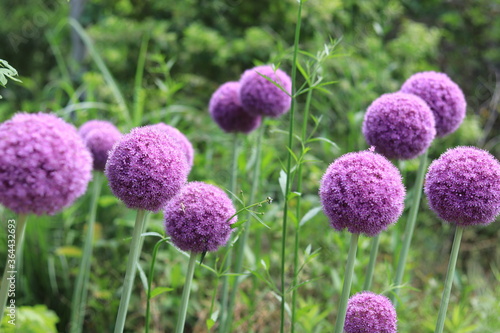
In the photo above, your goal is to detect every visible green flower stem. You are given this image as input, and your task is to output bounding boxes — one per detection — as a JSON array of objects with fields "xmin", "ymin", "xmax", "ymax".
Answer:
[
  {"xmin": 362, "ymin": 234, "xmax": 380, "ymax": 291},
  {"xmin": 434, "ymin": 226, "xmax": 463, "ymax": 333},
  {"xmin": 114, "ymin": 209, "xmax": 147, "ymax": 333},
  {"xmin": 0, "ymin": 214, "xmax": 28, "ymax": 320},
  {"xmin": 280, "ymin": 1, "xmax": 303, "ymax": 332},
  {"xmin": 333, "ymin": 233, "xmax": 359, "ymax": 333},
  {"xmin": 222, "ymin": 123, "xmax": 265, "ymax": 333},
  {"xmin": 175, "ymin": 252, "xmax": 198, "ymax": 333},
  {"xmin": 219, "ymin": 133, "xmax": 240, "ymax": 330},
  {"xmin": 392, "ymin": 149, "xmax": 428, "ymax": 306},
  {"xmin": 145, "ymin": 238, "xmax": 169, "ymax": 333},
  {"xmin": 70, "ymin": 172, "xmax": 104, "ymax": 333}
]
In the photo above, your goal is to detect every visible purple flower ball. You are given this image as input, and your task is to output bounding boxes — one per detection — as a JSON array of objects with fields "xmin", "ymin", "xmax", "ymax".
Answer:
[
  {"xmin": 344, "ymin": 292, "xmax": 397, "ymax": 333},
  {"xmin": 105, "ymin": 127, "xmax": 189, "ymax": 212},
  {"xmin": 401, "ymin": 71, "xmax": 466, "ymax": 137},
  {"xmin": 319, "ymin": 150, "xmax": 405, "ymax": 236},
  {"xmin": 164, "ymin": 181, "xmax": 237, "ymax": 253},
  {"xmin": 145, "ymin": 123, "xmax": 195, "ymax": 168},
  {"xmin": 362, "ymin": 92, "xmax": 436, "ymax": 160},
  {"xmin": 0, "ymin": 113, "xmax": 92, "ymax": 215},
  {"xmin": 424, "ymin": 146, "xmax": 500, "ymax": 226},
  {"xmin": 79, "ymin": 120, "xmax": 118, "ymax": 139},
  {"xmin": 79, "ymin": 120, "xmax": 122, "ymax": 171},
  {"xmin": 209, "ymin": 81, "xmax": 262, "ymax": 133},
  {"xmin": 239, "ymin": 65, "xmax": 292, "ymax": 118}
]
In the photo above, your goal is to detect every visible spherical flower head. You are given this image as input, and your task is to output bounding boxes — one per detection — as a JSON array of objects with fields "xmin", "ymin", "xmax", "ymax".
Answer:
[
  {"xmin": 105, "ymin": 127, "xmax": 189, "ymax": 212},
  {"xmin": 344, "ymin": 292, "xmax": 397, "ymax": 333},
  {"xmin": 362, "ymin": 92, "xmax": 436, "ymax": 160},
  {"xmin": 424, "ymin": 146, "xmax": 500, "ymax": 226},
  {"xmin": 0, "ymin": 113, "xmax": 92, "ymax": 215},
  {"xmin": 319, "ymin": 150, "xmax": 405, "ymax": 236},
  {"xmin": 164, "ymin": 181, "xmax": 237, "ymax": 253},
  {"xmin": 239, "ymin": 65, "xmax": 292, "ymax": 118},
  {"xmin": 79, "ymin": 121, "xmax": 122, "ymax": 171},
  {"xmin": 145, "ymin": 123, "xmax": 195, "ymax": 168},
  {"xmin": 209, "ymin": 81, "xmax": 262, "ymax": 133},
  {"xmin": 79, "ymin": 120, "xmax": 118, "ymax": 139},
  {"xmin": 401, "ymin": 71, "xmax": 466, "ymax": 137}
]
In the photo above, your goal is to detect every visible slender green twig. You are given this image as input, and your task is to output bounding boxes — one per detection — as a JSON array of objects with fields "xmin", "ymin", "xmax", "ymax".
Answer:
[
  {"xmin": 175, "ymin": 252, "xmax": 198, "ymax": 333},
  {"xmin": 333, "ymin": 233, "xmax": 359, "ymax": 333},
  {"xmin": 70, "ymin": 172, "xmax": 103, "ymax": 333},
  {"xmin": 114, "ymin": 209, "xmax": 148, "ymax": 333},
  {"xmin": 145, "ymin": 238, "xmax": 169, "ymax": 333},
  {"xmin": 434, "ymin": 226, "xmax": 463, "ymax": 333},
  {"xmin": 363, "ymin": 234, "xmax": 380, "ymax": 291}
]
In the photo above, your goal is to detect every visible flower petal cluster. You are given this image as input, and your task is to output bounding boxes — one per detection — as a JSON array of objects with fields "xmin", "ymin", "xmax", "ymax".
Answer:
[
  {"xmin": 344, "ymin": 292, "xmax": 397, "ymax": 333},
  {"xmin": 0, "ymin": 113, "xmax": 92, "ymax": 215},
  {"xmin": 164, "ymin": 182, "xmax": 236, "ymax": 253},
  {"xmin": 239, "ymin": 65, "xmax": 292, "ymax": 118},
  {"xmin": 401, "ymin": 71, "xmax": 466, "ymax": 137},
  {"xmin": 145, "ymin": 123, "xmax": 195, "ymax": 168},
  {"xmin": 425, "ymin": 146, "xmax": 500, "ymax": 226},
  {"xmin": 362, "ymin": 92, "xmax": 436, "ymax": 160},
  {"xmin": 209, "ymin": 81, "xmax": 262, "ymax": 133},
  {"xmin": 319, "ymin": 150, "xmax": 405, "ymax": 236},
  {"xmin": 105, "ymin": 127, "xmax": 189, "ymax": 212},
  {"xmin": 79, "ymin": 120, "xmax": 122, "ymax": 171}
]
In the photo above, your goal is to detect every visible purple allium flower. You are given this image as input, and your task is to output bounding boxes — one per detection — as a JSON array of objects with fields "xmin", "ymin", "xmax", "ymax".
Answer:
[
  {"xmin": 362, "ymin": 92, "xmax": 436, "ymax": 160},
  {"xmin": 424, "ymin": 146, "xmax": 500, "ymax": 226},
  {"xmin": 164, "ymin": 181, "xmax": 237, "ymax": 253},
  {"xmin": 401, "ymin": 71, "xmax": 466, "ymax": 137},
  {"xmin": 145, "ymin": 123, "xmax": 195, "ymax": 168},
  {"xmin": 239, "ymin": 65, "xmax": 292, "ymax": 118},
  {"xmin": 209, "ymin": 81, "xmax": 262, "ymax": 133},
  {"xmin": 105, "ymin": 127, "xmax": 189, "ymax": 212},
  {"xmin": 0, "ymin": 113, "xmax": 92, "ymax": 215},
  {"xmin": 79, "ymin": 120, "xmax": 122, "ymax": 171},
  {"xmin": 344, "ymin": 291, "xmax": 397, "ymax": 333},
  {"xmin": 319, "ymin": 150, "xmax": 405, "ymax": 236}
]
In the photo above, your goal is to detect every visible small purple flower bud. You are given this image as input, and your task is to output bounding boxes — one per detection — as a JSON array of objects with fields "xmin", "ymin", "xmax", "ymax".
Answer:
[
  {"xmin": 79, "ymin": 120, "xmax": 122, "ymax": 171},
  {"xmin": 344, "ymin": 292, "xmax": 397, "ymax": 333}
]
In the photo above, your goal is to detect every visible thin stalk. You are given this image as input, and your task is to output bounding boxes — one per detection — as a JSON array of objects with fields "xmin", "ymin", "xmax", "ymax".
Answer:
[
  {"xmin": 280, "ymin": 1, "xmax": 303, "ymax": 332},
  {"xmin": 175, "ymin": 252, "xmax": 198, "ymax": 333},
  {"xmin": 133, "ymin": 32, "xmax": 150, "ymax": 127},
  {"xmin": 333, "ymin": 233, "xmax": 359, "ymax": 333},
  {"xmin": 392, "ymin": 150, "xmax": 428, "ymax": 306},
  {"xmin": 145, "ymin": 238, "xmax": 169, "ymax": 333},
  {"xmin": 114, "ymin": 209, "xmax": 148, "ymax": 333},
  {"xmin": 70, "ymin": 172, "xmax": 103, "ymax": 333},
  {"xmin": 219, "ymin": 133, "xmax": 240, "ymax": 330},
  {"xmin": 362, "ymin": 234, "xmax": 380, "ymax": 291},
  {"xmin": 291, "ymin": 88, "xmax": 313, "ymax": 332},
  {"xmin": 223, "ymin": 124, "xmax": 265, "ymax": 333},
  {"xmin": 434, "ymin": 226, "xmax": 463, "ymax": 333},
  {"xmin": 0, "ymin": 214, "xmax": 28, "ymax": 319}
]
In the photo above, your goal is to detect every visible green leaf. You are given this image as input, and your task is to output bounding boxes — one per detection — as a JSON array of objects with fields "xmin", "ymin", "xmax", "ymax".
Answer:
[
  {"xmin": 299, "ymin": 206, "xmax": 323, "ymax": 227},
  {"xmin": 150, "ymin": 287, "xmax": 174, "ymax": 299},
  {"xmin": 230, "ymin": 219, "xmax": 247, "ymax": 229},
  {"xmin": 279, "ymin": 169, "xmax": 287, "ymax": 198}
]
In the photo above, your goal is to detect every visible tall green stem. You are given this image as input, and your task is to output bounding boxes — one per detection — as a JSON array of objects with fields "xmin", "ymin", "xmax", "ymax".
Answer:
[
  {"xmin": 333, "ymin": 233, "xmax": 359, "ymax": 333},
  {"xmin": 434, "ymin": 226, "xmax": 463, "ymax": 333},
  {"xmin": 70, "ymin": 172, "xmax": 103, "ymax": 333},
  {"xmin": 114, "ymin": 209, "xmax": 147, "ymax": 333},
  {"xmin": 0, "ymin": 214, "xmax": 28, "ymax": 320},
  {"xmin": 222, "ymin": 124, "xmax": 265, "ymax": 333},
  {"xmin": 145, "ymin": 238, "xmax": 169, "ymax": 333},
  {"xmin": 175, "ymin": 252, "xmax": 198, "ymax": 333},
  {"xmin": 392, "ymin": 149, "xmax": 428, "ymax": 306},
  {"xmin": 280, "ymin": 1, "xmax": 303, "ymax": 332},
  {"xmin": 363, "ymin": 234, "xmax": 380, "ymax": 291}
]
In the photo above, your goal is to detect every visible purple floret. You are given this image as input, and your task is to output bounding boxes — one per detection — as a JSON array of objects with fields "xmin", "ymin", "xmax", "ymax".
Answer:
[
  {"xmin": 0, "ymin": 113, "xmax": 93, "ymax": 215},
  {"xmin": 145, "ymin": 123, "xmax": 195, "ymax": 168},
  {"xmin": 164, "ymin": 181, "xmax": 236, "ymax": 253},
  {"xmin": 425, "ymin": 146, "xmax": 500, "ymax": 226},
  {"xmin": 209, "ymin": 81, "xmax": 262, "ymax": 133},
  {"xmin": 362, "ymin": 92, "xmax": 436, "ymax": 160},
  {"xmin": 401, "ymin": 71, "xmax": 466, "ymax": 137},
  {"xmin": 344, "ymin": 292, "xmax": 397, "ymax": 333},
  {"xmin": 319, "ymin": 150, "xmax": 405, "ymax": 236},
  {"xmin": 79, "ymin": 120, "xmax": 122, "ymax": 171},
  {"xmin": 239, "ymin": 65, "xmax": 292, "ymax": 118},
  {"xmin": 105, "ymin": 127, "xmax": 189, "ymax": 212}
]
